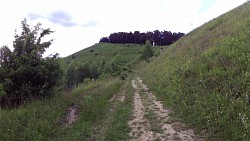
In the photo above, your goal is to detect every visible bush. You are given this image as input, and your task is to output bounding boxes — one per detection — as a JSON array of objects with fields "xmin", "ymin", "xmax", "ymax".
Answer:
[
  {"xmin": 0, "ymin": 19, "xmax": 62, "ymax": 107},
  {"xmin": 141, "ymin": 41, "xmax": 154, "ymax": 62}
]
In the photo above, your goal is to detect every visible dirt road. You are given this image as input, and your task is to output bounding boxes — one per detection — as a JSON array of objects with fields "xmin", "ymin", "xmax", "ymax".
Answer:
[{"xmin": 129, "ymin": 77, "xmax": 203, "ymax": 141}]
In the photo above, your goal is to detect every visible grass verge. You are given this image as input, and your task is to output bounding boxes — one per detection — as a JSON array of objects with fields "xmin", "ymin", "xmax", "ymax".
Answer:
[
  {"xmin": 0, "ymin": 77, "xmax": 134, "ymax": 141},
  {"xmin": 0, "ymin": 92, "xmax": 71, "ymax": 141}
]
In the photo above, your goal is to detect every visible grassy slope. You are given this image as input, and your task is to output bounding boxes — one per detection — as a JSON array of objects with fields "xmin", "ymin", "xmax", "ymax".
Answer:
[
  {"xmin": 61, "ymin": 42, "xmax": 163, "ymax": 69},
  {"xmin": 139, "ymin": 2, "xmax": 250, "ymax": 140},
  {"xmin": 0, "ymin": 92, "xmax": 71, "ymax": 140},
  {"xmin": 0, "ymin": 77, "xmax": 133, "ymax": 141},
  {"xmin": 61, "ymin": 43, "xmax": 141, "ymax": 69}
]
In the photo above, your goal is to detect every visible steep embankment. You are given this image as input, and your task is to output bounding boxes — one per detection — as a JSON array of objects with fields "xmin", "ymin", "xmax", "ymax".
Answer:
[{"xmin": 139, "ymin": 2, "xmax": 250, "ymax": 140}]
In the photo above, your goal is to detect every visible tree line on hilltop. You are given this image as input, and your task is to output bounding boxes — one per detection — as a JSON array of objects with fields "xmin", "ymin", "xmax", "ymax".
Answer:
[{"xmin": 100, "ymin": 30, "xmax": 185, "ymax": 46}]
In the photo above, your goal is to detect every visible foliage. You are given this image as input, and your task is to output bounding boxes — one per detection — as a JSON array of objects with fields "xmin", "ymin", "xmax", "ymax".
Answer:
[
  {"xmin": 66, "ymin": 61, "xmax": 102, "ymax": 90},
  {"xmin": 62, "ymin": 43, "xmax": 166, "ymax": 89},
  {"xmin": 91, "ymin": 61, "xmax": 100, "ymax": 80},
  {"xmin": 0, "ymin": 92, "xmax": 71, "ymax": 141},
  {"xmin": 62, "ymin": 43, "xmax": 144, "ymax": 68},
  {"xmin": 61, "ymin": 43, "xmax": 165, "ymax": 72},
  {"xmin": 78, "ymin": 63, "xmax": 92, "ymax": 82},
  {"xmin": 0, "ymin": 19, "xmax": 62, "ymax": 107},
  {"xmin": 65, "ymin": 53, "xmax": 130, "ymax": 89},
  {"xmin": 65, "ymin": 64, "xmax": 77, "ymax": 90},
  {"xmin": 54, "ymin": 77, "xmax": 132, "ymax": 141},
  {"xmin": 140, "ymin": 41, "xmax": 154, "ymax": 62},
  {"xmin": 100, "ymin": 30, "xmax": 184, "ymax": 46},
  {"xmin": 108, "ymin": 54, "xmax": 125, "ymax": 73},
  {"xmin": 0, "ymin": 76, "xmax": 133, "ymax": 141},
  {"xmin": 0, "ymin": 83, "xmax": 6, "ymax": 99}
]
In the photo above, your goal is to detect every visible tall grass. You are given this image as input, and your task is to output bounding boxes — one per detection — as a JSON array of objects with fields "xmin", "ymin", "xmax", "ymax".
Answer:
[
  {"xmin": 0, "ymin": 92, "xmax": 71, "ymax": 141},
  {"xmin": 53, "ymin": 77, "xmax": 132, "ymax": 141},
  {"xmin": 139, "ymin": 2, "xmax": 250, "ymax": 140},
  {"xmin": 103, "ymin": 78, "xmax": 133, "ymax": 141},
  {"xmin": 0, "ymin": 77, "xmax": 133, "ymax": 141}
]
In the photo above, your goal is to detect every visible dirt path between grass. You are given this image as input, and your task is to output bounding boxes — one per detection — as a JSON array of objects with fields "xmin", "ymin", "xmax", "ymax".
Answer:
[
  {"xmin": 128, "ymin": 77, "xmax": 203, "ymax": 141},
  {"xmin": 64, "ymin": 105, "xmax": 79, "ymax": 128}
]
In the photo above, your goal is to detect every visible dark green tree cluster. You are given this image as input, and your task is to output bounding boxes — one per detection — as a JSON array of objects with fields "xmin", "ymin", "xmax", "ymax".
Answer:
[
  {"xmin": 141, "ymin": 41, "xmax": 154, "ymax": 62},
  {"xmin": 100, "ymin": 30, "xmax": 185, "ymax": 46},
  {"xmin": 66, "ymin": 62, "xmax": 100, "ymax": 90},
  {"xmin": 0, "ymin": 19, "xmax": 62, "ymax": 107}
]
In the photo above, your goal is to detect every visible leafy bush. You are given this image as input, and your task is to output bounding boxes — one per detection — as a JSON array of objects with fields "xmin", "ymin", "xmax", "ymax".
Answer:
[
  {"xmin": 0, "ymin": 19, "xmax": 62, "ymax": 107},
  {"xmin": 141, "ymin": 41, "xmax": 154, "ymax": 62}
]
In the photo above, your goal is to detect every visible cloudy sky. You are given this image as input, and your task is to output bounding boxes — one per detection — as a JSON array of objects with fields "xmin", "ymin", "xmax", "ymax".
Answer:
[{"xmin": 0, "ymin": 0, "xmax": 247, "ymax": 57}]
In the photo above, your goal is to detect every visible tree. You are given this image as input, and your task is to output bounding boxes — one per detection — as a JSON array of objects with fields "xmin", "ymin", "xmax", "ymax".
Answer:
[
  {"xmin": 66, "ymin": 64, "xmax": 77, "ymax": 90},
  {"xmin": 78, "ymin": 62, "xmax": 91, "ymax": 83},
  {"xmin": 100, "ymin": 58, "xmax": 106, "ymax": 71},
  {"xmin": 99, "ymin": 37, "xmax": 109, "ymax": 42},
  {"xmin": 109, "ymin": 54, "xmax": 125, "ymax": 74},
  {"xmin": 141, "ymin": 40, "xmax": 154, "ymax": 62},
  {"xmin": 0, "ymin": 19, "xmax": 62, "ymax": 107},
  {"xmin": 91, "ymin": 61, "xmax": 100, "ymax": 80},
  {"xmin": 153, "ymin": 30, "xmax": 161, "ymax": 46},
  {"xmin": 99, "ymin": 30, "xmax": 185, "ymax": 45}
]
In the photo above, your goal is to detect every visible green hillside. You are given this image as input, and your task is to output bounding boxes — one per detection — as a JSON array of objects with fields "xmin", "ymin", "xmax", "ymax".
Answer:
[
  {"xmin": 61, "ymin": 42, "xmax": 165, "ymax": 89},
  {"xmin": 63, "ymin": 43, "xmax": 141, "ymax": 64},
  {"xmin": 139, "ymin": 2, "xmax": 250, "ymax": 140},
  {"xmin": 1, "ymin": 2, "xmax": 250, "ymax": 141},
  {"xmin": 61, "ymin": 42, "xmax": 163, "ymax": 69}
]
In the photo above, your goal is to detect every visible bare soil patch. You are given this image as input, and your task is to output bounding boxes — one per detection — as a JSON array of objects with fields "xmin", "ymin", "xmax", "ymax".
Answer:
[{"xmin": 64, "ymin": 105, "xmax": 79, "ymax": 128}]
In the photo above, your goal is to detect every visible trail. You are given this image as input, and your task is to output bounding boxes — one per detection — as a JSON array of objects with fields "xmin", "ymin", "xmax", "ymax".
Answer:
[
  {"xmin": 64, "ymin": 105, "xmax": 79, "ymax": 128},
  {"xmin": 129, "ymin": 77, "xmax": 203, "ymax": 141},
  {"xmin": 86, "ymin": 89, "xmax": 127, "ymax": 140}
]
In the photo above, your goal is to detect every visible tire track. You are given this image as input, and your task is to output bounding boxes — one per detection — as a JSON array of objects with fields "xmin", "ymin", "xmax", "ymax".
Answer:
[
  {"xmin": 128, "ymin": 79, "xmax": 154, "ymax": 141},
  {"xmin": 129, "ymin": 77, "xmax": 203, "ymax": 141}
]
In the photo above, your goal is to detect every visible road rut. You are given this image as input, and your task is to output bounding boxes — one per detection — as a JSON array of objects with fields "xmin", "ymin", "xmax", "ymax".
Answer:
[{"xmin": 128, "ymin": 77, "xmax": 203, "ymax": 141}]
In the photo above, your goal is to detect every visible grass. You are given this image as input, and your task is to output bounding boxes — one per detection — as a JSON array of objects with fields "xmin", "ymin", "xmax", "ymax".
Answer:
[
  {"xmin": 0, "ymin": 77, "xmax": 134, "ymax": 141},
  {"xmin": 2, "ymin": 2, "xmax": 249, "ymax": 141},
  {"xmin": 138, "ymin": 2, "xmax": 250, "ymax": 140},
  {"xmin": 141, "ymin": 91, "xmax": 163, "ymax": 134},
  {"xmin": 64, "ymin": 43, "xmax": 143, "ymax": 62},
  {"xmin": 53, "ymin": 77, "xmax": 123, "ymax": 140},
  {"xmin": 0, "ymin": 92, "xmax": 71, "ymax": 141},
  {"xmin": 61, "ymin": 42, "xmax": 165, "ymax": 70},
  {"xmin": 0, "ymin": 40, "xmax": 166, "ymax": 141},
  {"xmin": 103, "ymin": 78, "xmax": 133, "ymax": 141},
  {"xmin": 52, "ymin": 77, "xmax": 133, "ymax": 141}
]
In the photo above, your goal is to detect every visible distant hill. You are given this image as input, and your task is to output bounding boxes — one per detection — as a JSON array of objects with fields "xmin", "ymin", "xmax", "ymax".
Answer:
[
  {"xmin": 61, "ymin": 42, "xmax": 165, "ymax": 70},
  {"xmin": 61, "ymin": 42, "xmax": 166, "ymax": 89},
  {"xmin": 62, "ymin": 43, "xmax": 142, "ymax": 67},
  {"xmin": 139, "ymin": 2, "xmax": 250, "ymax": 140}
]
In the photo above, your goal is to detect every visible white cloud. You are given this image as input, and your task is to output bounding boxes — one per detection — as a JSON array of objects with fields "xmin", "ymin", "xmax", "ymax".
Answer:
[{"xmin": 0, "ymin": 0, "xmax": 247, "ymax": 57}]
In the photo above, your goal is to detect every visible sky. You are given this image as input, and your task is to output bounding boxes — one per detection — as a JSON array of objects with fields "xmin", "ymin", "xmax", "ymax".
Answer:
[{"xmin": 0, "ymin": 0, "xmax": 247, "ymax": 57}]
